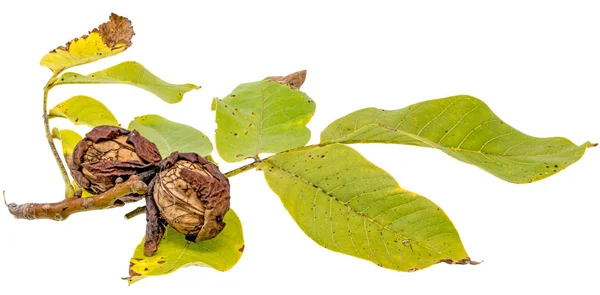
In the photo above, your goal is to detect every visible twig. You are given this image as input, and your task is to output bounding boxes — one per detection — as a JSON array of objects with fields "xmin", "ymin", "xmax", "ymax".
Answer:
[
  {"xmin": 224, "ymin": 160, "xmax": 263, "ymax": 178},
  {"xmin": 6, "ymin": 176, "xmax": 147, "ymax": 221},
  {"xmin": 124, "ymin": 205, "xmax": 146, "ymax": 219},
  {"xmin": 222, "ymin": 144, "xmax": 331, "ymax": 178},
  {"xmin": 43, "ymin": 72, "xmax": 75, "ymax": 198}
]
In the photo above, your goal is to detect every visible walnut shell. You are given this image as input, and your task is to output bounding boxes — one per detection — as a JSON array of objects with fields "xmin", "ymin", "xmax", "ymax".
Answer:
[
  {"xmin": 153, "ymin": 152, "xmax": 230, "ymax": 242},
  {"xmin": 71, "ymin": 126, "xmax": 161, "ymax": 194}
]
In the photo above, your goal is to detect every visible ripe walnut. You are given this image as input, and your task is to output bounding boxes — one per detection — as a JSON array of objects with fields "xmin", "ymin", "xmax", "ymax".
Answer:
[
  {"xmin": 71, "ymin": 126, "xmax": 161, "ymax": 194},
  {"xmin": 154, "ymin": 152, "xmax": 230, "ymax": 242}
]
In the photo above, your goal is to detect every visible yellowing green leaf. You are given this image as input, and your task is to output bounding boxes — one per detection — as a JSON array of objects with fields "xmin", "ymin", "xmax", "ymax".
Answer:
[
  {"xmin": 128, "ymin": 115, "xmax": 212, "ymax": 157},
  {"xmin": 51, "ymin": 128, "xmax": 82, "ymax": 170},
  {"xmin": 49, "ymin": 95, "xmax": 119, "ymax": 127},
  {"xmin": 40, "ymin": 14, "xmax": 134, "ymax": 74},
  {"xmin": 55, "ymin": 61, "xmax": 200, "ymax": 104},
  {"xmin": 259, "ymin": 144, "xmax": 474, "ymax": 272},
  {"xmin": 51, "ymin": 128, "xmax": 92, "ymax": 199},
  {"xmin": 127, "ymin": 210, "xmax": 244, "ymax": 284},
  {"xmin": 321, "ymin": 95, "xmax": 596, "ymax": 184},
  {"xmin": 214, "ymin": 71, "xmax": 315, "ymax": 162}
]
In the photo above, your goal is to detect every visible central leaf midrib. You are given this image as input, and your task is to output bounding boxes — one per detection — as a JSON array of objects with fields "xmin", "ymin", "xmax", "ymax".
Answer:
[
  {"xmin": 336, "ymin": 122, "xmax": 577, "ymax": 159},
  {"xmin": 59, "ymin": 75, "xmax": 186, "ymax": 89},
  {"xmin": 264, "ymin": 160, "xmax": 456, "ymax": 259},
  {"xmin": 254, "ymin": 86, "xmax": 267, "ymax": 157}
]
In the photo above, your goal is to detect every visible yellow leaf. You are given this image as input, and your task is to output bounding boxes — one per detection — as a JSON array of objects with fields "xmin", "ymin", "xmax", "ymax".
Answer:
[
  {"xmin": 40, "ymin": 13, "xmax": 134, "ymax": 73},
  {"xmin": 127, "ymin": 210, "xmax": 244, "ymax": 284},
  {"xmin": 52, "ymin": 128, "xmax": 94, "ymax": 199},
  {"xmin": 51, "ymin": 128, "xmax": 82, "ymax": 167},
  {"xmin": 49, "ymin": 95, "xmax": 119, "ymax": 127}
]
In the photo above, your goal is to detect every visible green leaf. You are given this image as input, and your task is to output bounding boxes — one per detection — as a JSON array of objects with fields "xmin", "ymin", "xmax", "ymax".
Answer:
[
  {"xmin": 128, "ymin": 115, "xmax": 212, "ymax": 157},
  {"xmin": 214, "ymin": 76, "xmax": 316, "ymax": 162},
  {"xmin": 127, "ymin": 209, "xmax": 244, "ymax": 284},
  {"xmin": 49, "ymin": 95, "xmax": 119, "ymax": 127},
  {"xmin": 54, "ymin": 61, "xmax": 200, "ymax": 104},
  {"xmin": 259, "ymin": 144, "xmax": 474, "ymax": 272},
  {"xmin": 321, "ymin": 95, "xmax": 596, "ymax": 184}
]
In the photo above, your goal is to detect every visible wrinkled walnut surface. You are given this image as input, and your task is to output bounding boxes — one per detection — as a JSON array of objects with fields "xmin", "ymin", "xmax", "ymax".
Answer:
[
  {"xmin": 71, "ymin": 126, "xmax": 161, "ymax": 194},
  {"xmin": 154, "ymin": 152, "xmax": 230, "ymax": 242}
]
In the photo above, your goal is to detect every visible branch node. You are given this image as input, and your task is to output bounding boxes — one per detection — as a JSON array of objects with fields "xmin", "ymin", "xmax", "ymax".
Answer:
[{"xmin": 132, "ymin": 181, "xmax": 147, "ymax": 194}]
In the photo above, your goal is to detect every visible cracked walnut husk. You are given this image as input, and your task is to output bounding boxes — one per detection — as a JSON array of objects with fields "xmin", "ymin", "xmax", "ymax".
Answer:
[
  {"xmin": 154, "ymin": 152, "xmax": 230, "ymax": 242},
  {"xmin": 71, "ymin": 126, "xmax": 162, "ymax": 194}
]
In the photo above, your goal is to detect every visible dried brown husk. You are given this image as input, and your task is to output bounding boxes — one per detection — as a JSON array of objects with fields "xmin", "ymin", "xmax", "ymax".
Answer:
[
  {"xmin": 71, "ymin": 126, "xmax": 161, "ymax": 194},
  {"xmin": 153, "ymin": 152, "xmax": 230, "ymax": 242}
]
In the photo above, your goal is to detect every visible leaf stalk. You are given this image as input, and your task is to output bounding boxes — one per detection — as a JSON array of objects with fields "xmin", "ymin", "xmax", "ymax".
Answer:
[
  {"xmin": 43, "ymin": 72, "xmax": 75, "ymax": 198},
  {"xmin": 224, "ymin": 160, "xmax": 263, "ymax": 178}
]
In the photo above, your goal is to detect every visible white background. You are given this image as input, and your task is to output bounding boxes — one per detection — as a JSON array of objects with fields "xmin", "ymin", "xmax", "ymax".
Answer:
[{"xmin": 0, "ymin": 1, "xmax": 598, "ymax": 294}]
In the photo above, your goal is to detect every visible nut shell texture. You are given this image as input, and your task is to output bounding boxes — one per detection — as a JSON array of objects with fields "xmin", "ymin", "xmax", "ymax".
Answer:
[
  {"xmin": 71, "ymin": 126, "xmax": 161, "ymax": 194},
  {"xmin": 154, "ymin": 152, "xmax": 230, "ymax": 242}
]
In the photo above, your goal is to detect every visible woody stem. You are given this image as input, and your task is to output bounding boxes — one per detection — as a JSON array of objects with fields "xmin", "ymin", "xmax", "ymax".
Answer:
[{"xmin": 6, "ymin": 176, "xmax": 147, "ymax": 221}]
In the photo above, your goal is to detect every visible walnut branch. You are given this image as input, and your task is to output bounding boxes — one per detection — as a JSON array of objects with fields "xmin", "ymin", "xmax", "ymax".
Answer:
[{"xmin": 6, "ymin": 176, "xmax": 147, "ymax": 221}]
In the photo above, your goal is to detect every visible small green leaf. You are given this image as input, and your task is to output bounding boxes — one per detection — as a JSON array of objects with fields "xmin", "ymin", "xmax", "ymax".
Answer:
[
  {"xmin": 127, "ymin": 210, "xmax": 244, "ymax": 284},
  {"xmin": 214, "ymin": 73, "xmax": 316, "ymax": 162},
  {"xmin": 49, "ymin": 95, "xmax": 119, "ymax": 127},
  {"xmin": 321, "ymin": 95, "xmax": 596, "ymax": 184},
  {"xmin": 128, "ymin": 115, "xmax": 212, "ymax": 157},
  {"xmin": 259, "ymin": 144, "xmax": 473, "ymax": 272},
  {"xmin": 55, "ymin": 61, "xmax": 200, "ymax": 104}
]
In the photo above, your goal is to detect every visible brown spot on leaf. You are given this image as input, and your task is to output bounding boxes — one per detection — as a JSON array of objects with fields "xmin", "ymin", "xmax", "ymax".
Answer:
[
  {"xmin": 97, "ymin": 13, "xmax": 134, "ymax": 49},
  {"xmin": 238, "ymin": 245, "xmax": 245, "ymax": 252},
  {"xmin": 157, "ymin": 260, "xmax": 166, "ymax": 264},
  {"xmin": 128, "ymin": 262, "xmax": 141, "ymax": 277},
  {"xmin": 439, "ymin": 258, "xmax": 481, "ymax": 265},
  {"xmin": 268, "ymin": 70, "xmax": 307, "ymax": 89},
  {"xmin": 51, "ymin": 13, "xmax": 134, "ymax": 53}
]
